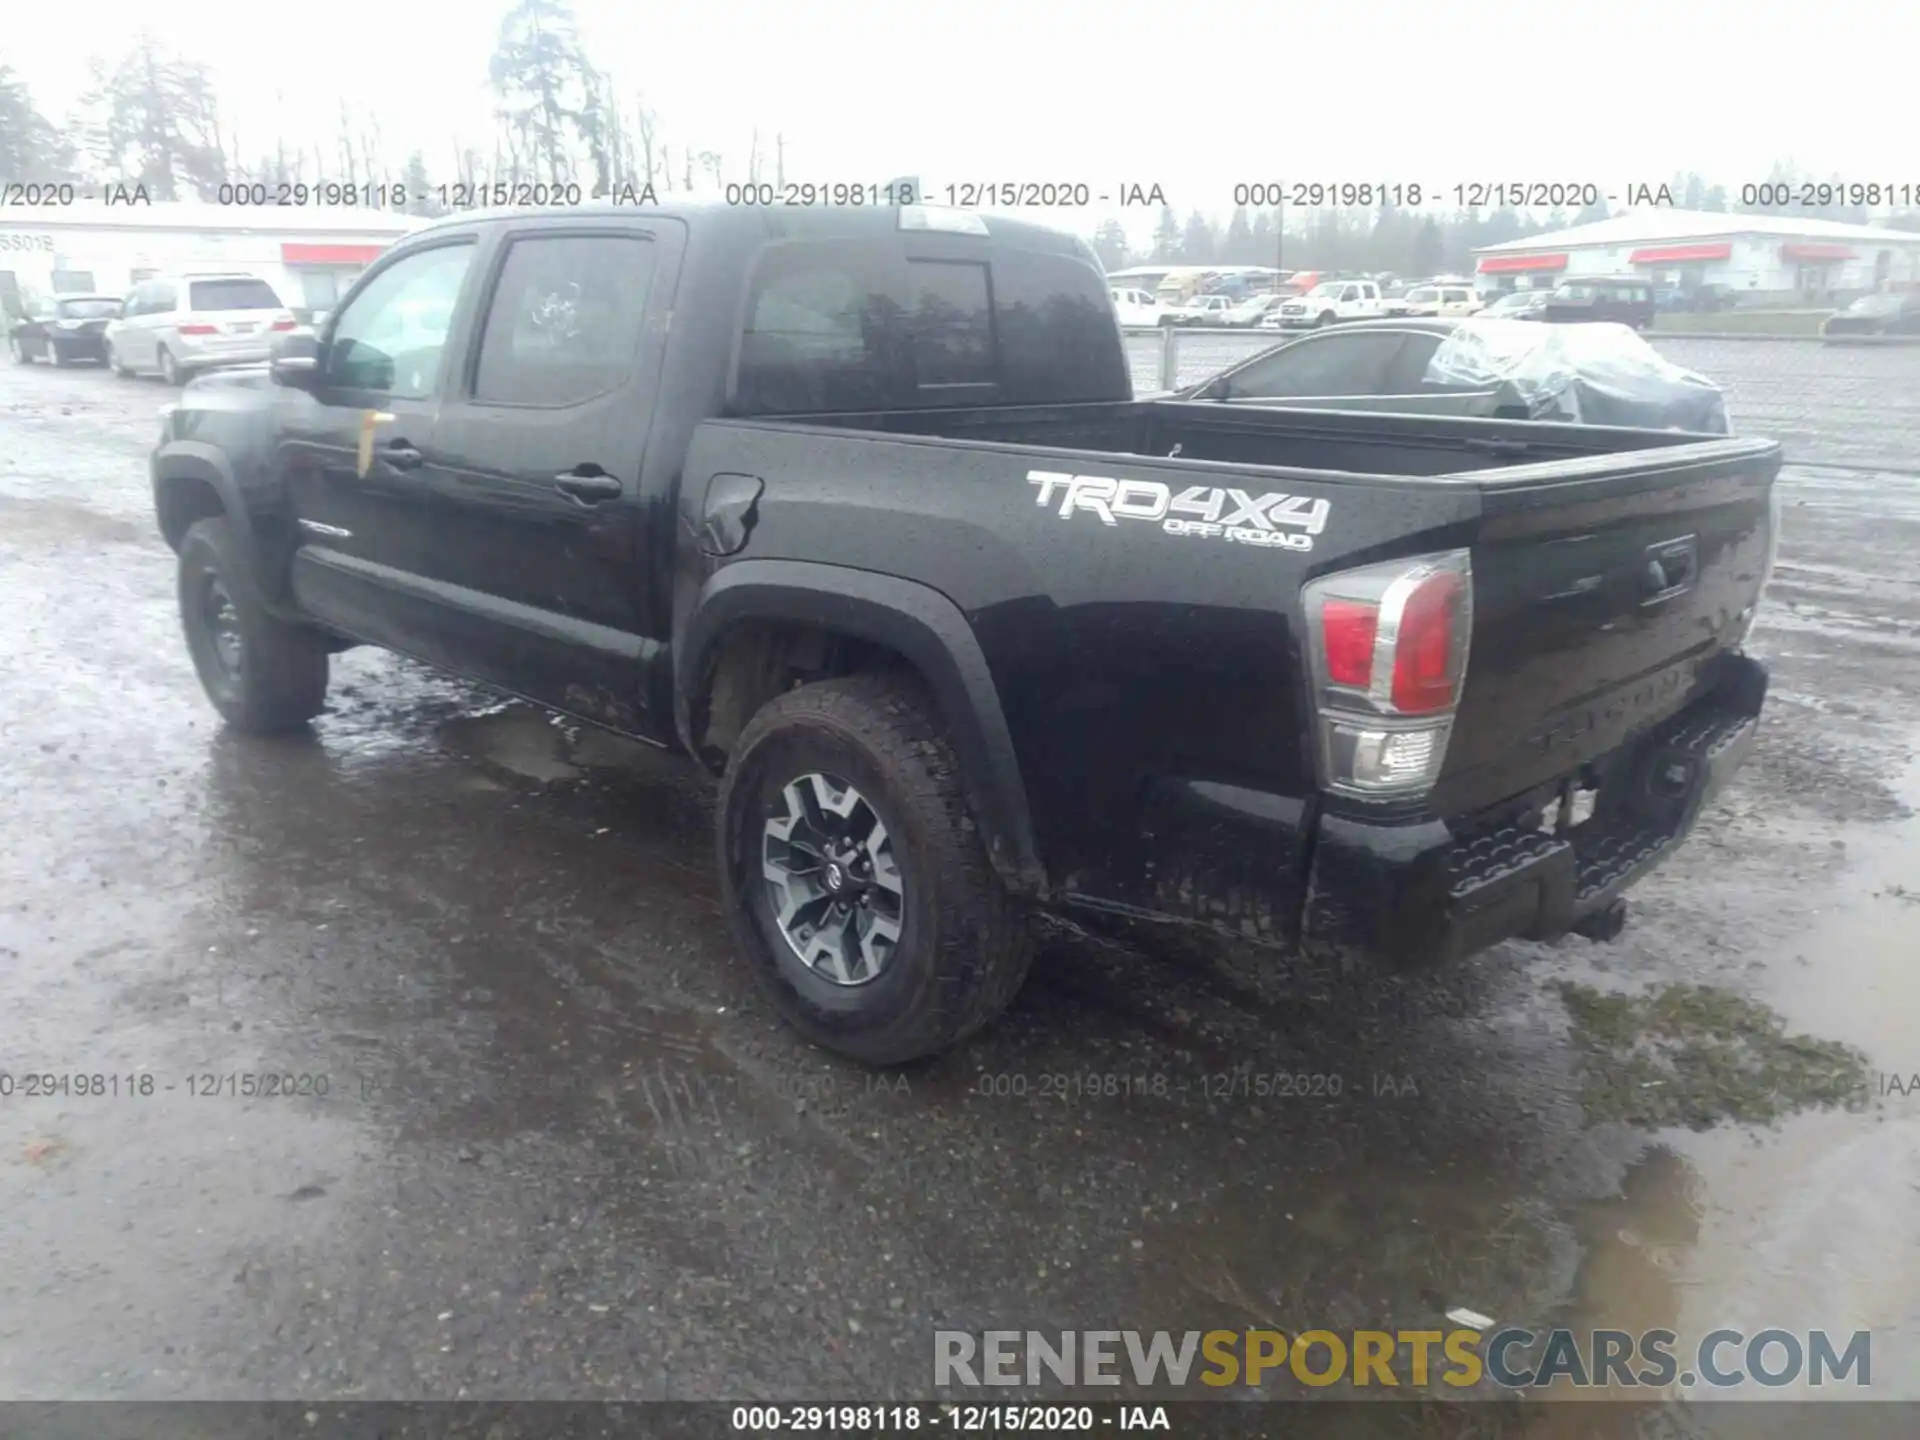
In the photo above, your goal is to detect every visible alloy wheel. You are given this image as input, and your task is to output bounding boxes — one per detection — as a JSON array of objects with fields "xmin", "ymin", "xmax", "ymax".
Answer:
[
  {"xmin": 761, "ymin": 771, "xmax": 905, "ymax": 986},
  {"xmin": 201, "ymin": 575, "xmax": 243, "ymax": 682}
]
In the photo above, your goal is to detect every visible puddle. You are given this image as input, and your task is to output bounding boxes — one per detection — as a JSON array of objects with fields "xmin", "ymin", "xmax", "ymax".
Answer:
[
  {"xmin": 1552, "ymin": 748, "xmax": 1920, "ymax": 1402},
  {"xmin": 440, "ymin": 707, "xmax": 584, "ymax": 786}
]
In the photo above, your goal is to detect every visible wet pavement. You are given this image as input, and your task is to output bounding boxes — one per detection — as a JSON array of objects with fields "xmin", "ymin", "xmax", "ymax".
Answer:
[{"xmin": 1, "ymin": 359, "xmax": 1917, "ymax": 1415}]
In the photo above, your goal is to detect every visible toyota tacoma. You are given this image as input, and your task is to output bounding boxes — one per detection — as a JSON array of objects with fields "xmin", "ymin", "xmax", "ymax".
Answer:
[{"xmin": 151, "ymin": 202, "xmax": 1781, "ymax": 1064}]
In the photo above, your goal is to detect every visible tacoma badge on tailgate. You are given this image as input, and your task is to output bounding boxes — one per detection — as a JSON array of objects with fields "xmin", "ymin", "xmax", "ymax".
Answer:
[{"xmin": 1027, "ymin": 470, "xmax": 1330, "ymax": 552}]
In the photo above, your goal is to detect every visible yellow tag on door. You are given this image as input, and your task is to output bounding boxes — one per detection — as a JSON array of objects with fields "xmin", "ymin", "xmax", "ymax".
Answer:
[{"xmin": 356, "ymin": 410, "xmax": 395, "ymax": 478}]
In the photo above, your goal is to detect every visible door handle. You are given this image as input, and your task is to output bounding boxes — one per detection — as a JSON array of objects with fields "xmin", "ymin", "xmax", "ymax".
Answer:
[
  {"xmin": 383, "ymin": 441, "xmax": 424, "ymax": 470},
  {"xmin": 554, "ymin": 470, "xmax": 623, "ymax": 502}
]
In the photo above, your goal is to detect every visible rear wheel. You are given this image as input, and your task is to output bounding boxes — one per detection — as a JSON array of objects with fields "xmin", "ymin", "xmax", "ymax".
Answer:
[
  {"xmin": 107, "ymin": 339, "xmax": 133, "ymax": 377},
  {"xmin": 717, "ymin": 673, "xmax": 1034, "ymax": 1065},
  {"xmin": 159, "ymin": 345, "xmax": 184, "ymax": 386},
  {"xmin": 178, "ymin": 516, "xmax": 330, "ymax": 733},
  {"xmin": 50, "ymin": 341, "xmax": 71, "ymax": 367}
]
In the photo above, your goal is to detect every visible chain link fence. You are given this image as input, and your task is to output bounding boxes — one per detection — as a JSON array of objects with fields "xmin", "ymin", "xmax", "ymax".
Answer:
[{"xmin": 1122, "ymin": 328, "xmax": 1920, "ymax": 474}]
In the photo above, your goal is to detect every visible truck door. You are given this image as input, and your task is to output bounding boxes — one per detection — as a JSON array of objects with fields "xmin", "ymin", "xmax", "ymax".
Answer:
[
  {"xmin": 412, "ymin": 217, "xmax": 683, "ymax": 738},
  {"xmin": 280, "ymin": 236, "xmax": 481, "ymax": 655}
]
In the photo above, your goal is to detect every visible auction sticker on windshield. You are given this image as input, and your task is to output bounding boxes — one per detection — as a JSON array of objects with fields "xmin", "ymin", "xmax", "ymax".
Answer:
[{"xmin": 1027, "ymin": 470, "xmax": 1330, "ymax": 552}]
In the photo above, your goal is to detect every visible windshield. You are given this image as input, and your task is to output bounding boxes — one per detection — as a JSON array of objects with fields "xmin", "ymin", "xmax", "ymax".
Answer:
[
  {"xmin": 56, "ymin": 299, "xmax": 120, "ymax": 319},
  {"xmin": 1305, "ymin": 283, "xmax": 1343, "ymax": 299},
  {"xmin": 1405, "ymin": 287, "xmax": 1440, "ymax": 302},
  {"xmin": 1844, "ymin": 295, "xmax": 1903, "ymax": 316}
]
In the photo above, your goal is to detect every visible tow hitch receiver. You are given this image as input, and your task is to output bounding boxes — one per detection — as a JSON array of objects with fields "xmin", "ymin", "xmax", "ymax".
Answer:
[{"xmin": 1572, "ymin": 896, "xmax": 1629, "ymax": 943}]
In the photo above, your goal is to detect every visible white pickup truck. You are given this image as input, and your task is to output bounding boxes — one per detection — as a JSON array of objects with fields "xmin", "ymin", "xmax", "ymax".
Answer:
[
  {"xmin": 1164, "ymin": 293, "xmax": 1238, "ymax": 327},
  {"xmin": 1265, "ymin": 280, "xmax": 1387, "ymax": 330},
  {"xmin": 1109, "ymin": 287, "xmax": 1166, "ymax": 327}
]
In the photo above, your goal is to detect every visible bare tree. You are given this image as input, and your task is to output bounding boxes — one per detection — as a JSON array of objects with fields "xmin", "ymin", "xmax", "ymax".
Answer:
[
  {"xmin": 335, "ymin": 100, "xmax": 360, "ymax": 186},
  {"xmin": 699, "ymin": 149, "xmax": 723, "ymax": 191},
  {"xmin": 83, "ymin": 34, "xmax": 229, "ymax": 199},
  {"xmin": 632, "ymin": 96, "xmax": 661, "ymax": 188}
]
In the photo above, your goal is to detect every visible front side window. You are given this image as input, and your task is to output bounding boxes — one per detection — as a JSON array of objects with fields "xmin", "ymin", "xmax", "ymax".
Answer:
[
  {"xmin": 324, "ymin": 242, "xmax": 474, "ymax": 398},
  {"xmin": 473, "ymin": 234, "xmax": 655, "ymax": 407}
]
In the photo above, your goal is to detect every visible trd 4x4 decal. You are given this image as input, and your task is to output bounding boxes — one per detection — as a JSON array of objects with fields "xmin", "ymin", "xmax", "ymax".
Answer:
[{"xmin": 1026, "ymin": 470, "xmax": 1330, "ymax": 552}]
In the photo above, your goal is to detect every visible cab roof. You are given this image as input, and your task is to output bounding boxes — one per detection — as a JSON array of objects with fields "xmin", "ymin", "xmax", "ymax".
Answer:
[{"xmin": 406, "ymin": 200, "xmax": 1094, "ymax": 257}]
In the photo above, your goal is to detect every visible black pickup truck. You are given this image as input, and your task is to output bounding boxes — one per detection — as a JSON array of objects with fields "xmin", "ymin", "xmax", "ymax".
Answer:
[{"xmin": 151, "ymin": 202, "xmax": 1781, "ymax": 1064}]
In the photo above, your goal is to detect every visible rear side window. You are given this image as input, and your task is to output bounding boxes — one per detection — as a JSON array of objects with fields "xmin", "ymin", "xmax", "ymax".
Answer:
[
  {"xmin": 189, "ymin": 278, "xmax": 283, "ymax": 311},
  {"xmin": 473, "ymin": 234, "xmax": 655, "ymax": 407}
]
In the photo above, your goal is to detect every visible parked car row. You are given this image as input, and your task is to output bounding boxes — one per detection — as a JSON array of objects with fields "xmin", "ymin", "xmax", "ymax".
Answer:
[{"xmin": 6, "ymin": 273, "xmax": 300, "ymax": 383}]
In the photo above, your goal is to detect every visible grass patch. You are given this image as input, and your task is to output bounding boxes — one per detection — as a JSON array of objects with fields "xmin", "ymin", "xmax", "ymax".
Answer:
[
  {"xmin": 1651, "ymin": 309, "xmax": 1830, "ymax": 336},
  {"xmin": 1555, "ymin": 981, "xmax": 1870, "ymax": 1129}
]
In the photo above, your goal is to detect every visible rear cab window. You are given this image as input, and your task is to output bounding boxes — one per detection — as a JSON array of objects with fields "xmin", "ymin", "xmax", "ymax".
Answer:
[{"xmin": 189, "ymin": 278, "xmax": 284, "ymax": 311}]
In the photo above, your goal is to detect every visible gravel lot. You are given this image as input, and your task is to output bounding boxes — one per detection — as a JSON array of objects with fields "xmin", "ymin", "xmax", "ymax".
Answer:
[
  {"xmin": 1125, "ymin": 330, "xmax": 1920, "ymax": 473},
  {"xmin": 1, "ymin": 356, "xmax": 1917, "ymax": 1417}
]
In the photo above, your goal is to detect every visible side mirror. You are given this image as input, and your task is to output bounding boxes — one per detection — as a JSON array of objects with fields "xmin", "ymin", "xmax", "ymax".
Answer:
[{"xmin": 269, "ymin": 328, "xmax": 322, "ymax": 389}]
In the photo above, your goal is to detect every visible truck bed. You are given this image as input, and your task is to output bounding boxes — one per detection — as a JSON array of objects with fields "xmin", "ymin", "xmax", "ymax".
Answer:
[
  {"xmin": 697, "ymin": 399, "xmax": 1779, "ymax": 841},
  {"xmin": 774, "ymin": 396, "xmax": 1718, "ymax": 479}
]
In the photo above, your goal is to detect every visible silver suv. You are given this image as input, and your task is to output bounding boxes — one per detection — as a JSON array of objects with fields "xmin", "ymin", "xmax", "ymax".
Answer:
[{"xmin": 105, "ymin": 274, "xmax": 296, "ymax": 384}]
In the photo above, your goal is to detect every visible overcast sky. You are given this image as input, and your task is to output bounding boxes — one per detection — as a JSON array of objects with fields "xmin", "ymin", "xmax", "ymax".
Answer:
[{"xmin": 24, "ymin": 0, "xmax": 1908, "ymax": 246}]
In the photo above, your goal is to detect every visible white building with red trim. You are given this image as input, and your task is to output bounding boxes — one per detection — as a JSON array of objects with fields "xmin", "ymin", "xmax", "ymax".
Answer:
[
  {"xmin": 0, "ymin": 203, "xmax": 426, "ymax": 318},
  {"xmin": 1472, "ymin": 209, "xmax": 1920, "ymax": 300}
]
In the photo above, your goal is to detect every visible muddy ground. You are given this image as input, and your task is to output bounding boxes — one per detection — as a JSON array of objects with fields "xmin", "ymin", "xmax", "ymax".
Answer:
[{"xmin": 1, "ymin": 358, "xmax": 1916, "ymax": 1421}]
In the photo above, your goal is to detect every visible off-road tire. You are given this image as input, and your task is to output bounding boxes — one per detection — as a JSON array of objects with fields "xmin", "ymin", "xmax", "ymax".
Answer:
[
  {"xmin": 717, "ymin": 673, "xmax": 1035, "ymax": 1065},
  {"xmin": 178, "ymin": 516, "xmax": 329, "ymax": 733}
]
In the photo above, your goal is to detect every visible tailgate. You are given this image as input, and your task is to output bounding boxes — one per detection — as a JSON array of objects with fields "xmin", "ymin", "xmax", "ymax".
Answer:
[{"xmin": 1432, "ymin": 436, "xmax": 1781, "ymax": 816}]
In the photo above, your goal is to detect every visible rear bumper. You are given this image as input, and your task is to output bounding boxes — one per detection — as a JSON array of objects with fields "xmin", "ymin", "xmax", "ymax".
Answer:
[
  {"xmin": 1301, "ymin": 653, "xmax": 1768, "ymax": 968},
  {"xmin": 51, "ymin": 334, "xmax": 109, "ymax": 359},
  {"xmin": 172, "ymin": 338, "xmax": 275, "ymax": 368}
]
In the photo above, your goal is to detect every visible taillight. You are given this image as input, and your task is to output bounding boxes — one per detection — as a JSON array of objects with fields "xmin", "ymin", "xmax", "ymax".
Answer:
[
  {"xmin": 271, "ymin": 318, "xmax": 296, "ymax": 331},
  {"xmin": 177, "ymin": 323, "xmax": 217, "ymax": 335},
  {"xmin": 1320, "ymin": 600, "xmax": 1379, "ymax": 687},
  {"xmin": 1301, "ymin": 551, "xmax": 1473, "ymax": 798},
  {"xmin": 1389, "ymin": 569, "xmax": 1465, "ymax": 714}
]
